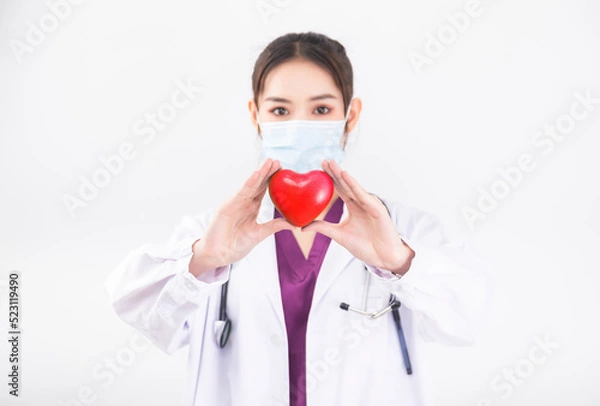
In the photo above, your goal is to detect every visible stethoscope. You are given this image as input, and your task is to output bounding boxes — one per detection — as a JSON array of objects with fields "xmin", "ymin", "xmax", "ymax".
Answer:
[
  {"xmin": 214, "ymin": 196, "xmax": 413, "ymax": 375},
  {"xmin": 339, "ymin": 268, "xmax": 412, "ymax": 375}
]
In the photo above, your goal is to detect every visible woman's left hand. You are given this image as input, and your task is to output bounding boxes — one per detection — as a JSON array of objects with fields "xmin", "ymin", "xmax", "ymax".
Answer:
[{"xmin": 301, "ymin": 160, "xmax": 415, "ymax": 276}]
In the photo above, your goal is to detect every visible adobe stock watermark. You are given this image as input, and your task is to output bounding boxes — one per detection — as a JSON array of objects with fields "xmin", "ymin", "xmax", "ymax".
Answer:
[
  {"xmin": 407, "ymin": 0, "xmax": 485, "ymax": 73},
  {"xmin": 9, "ymin": 0, "xmax": 88, "ymax": 65},
  {"xmin": 56, "ymin": 333, "xmax": 151, "ymax": 406},
  {"xmin": 462, "ymin": 88, "xmax": 599, "ymax": 231},
  {"xmin": 62, "ymin": 76, "xmax": 206, "ymax": 219},
  {"xmin": 470, "ymin": 333, "xmax": 559, "ymax": 405},
  {"xmin": 256, "ymin": 0, "xmax": 292, "ymax": 24}
]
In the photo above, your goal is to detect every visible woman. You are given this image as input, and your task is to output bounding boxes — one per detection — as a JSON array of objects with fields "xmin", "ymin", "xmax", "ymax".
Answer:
[{"xmin": 104, "ymin": 32, "xmax": 494, "ymax": 406}]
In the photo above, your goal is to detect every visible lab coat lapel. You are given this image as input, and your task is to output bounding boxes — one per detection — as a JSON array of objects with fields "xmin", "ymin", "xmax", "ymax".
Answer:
[
  {"xmin": 311, "ymin": 200, "xmax": 354, "ymax": 308},
  {"xmin": 251, "ymin": 193, "xmax": 286, "ymax": 330}
]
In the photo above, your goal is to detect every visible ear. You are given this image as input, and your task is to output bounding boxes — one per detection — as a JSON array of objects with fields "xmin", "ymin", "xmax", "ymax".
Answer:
[
  {"xmin": 248, "ymin": 99, "xmax": 260, "ymax": 135},
  {"xmin": 342, "ymin": 97, "xmax": 362, "ymax": 147},
  {"xmin": 345, "ymin": 97, "xmax": 362, "ymax": 133}
]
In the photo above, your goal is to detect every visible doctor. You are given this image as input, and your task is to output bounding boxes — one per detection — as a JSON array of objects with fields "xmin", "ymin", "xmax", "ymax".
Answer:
[{"xmin": 104, "ymin": 31, "xmax": 495, "ymax": 406}]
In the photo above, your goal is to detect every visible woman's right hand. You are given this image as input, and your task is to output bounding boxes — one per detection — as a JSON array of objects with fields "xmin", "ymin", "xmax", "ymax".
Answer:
[{"xmin": 189, "ymin": 158, "xmax": 295, "ymax": 277}]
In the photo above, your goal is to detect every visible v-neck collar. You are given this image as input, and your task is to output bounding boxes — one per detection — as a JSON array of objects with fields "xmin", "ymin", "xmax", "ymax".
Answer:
[{"xmin": 274, "ymin": 196, "xmax": 344, "ymax": 265}]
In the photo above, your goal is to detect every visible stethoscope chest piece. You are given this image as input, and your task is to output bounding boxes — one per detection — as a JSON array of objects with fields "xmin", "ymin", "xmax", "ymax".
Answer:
[{"xmin": 216, "ymin": 280, "xmax": 232, "ymax": 348}]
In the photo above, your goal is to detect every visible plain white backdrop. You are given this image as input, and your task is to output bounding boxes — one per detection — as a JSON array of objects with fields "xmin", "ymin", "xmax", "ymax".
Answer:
[{"xmin": 1, "ymin": 0, "xmax": 599, "ymax": 405}]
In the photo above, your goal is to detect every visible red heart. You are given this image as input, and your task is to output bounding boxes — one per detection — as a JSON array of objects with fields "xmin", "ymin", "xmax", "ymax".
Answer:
[{"xmin": 268, "ymin": 169, "xmax": 334, "ymax": 227}]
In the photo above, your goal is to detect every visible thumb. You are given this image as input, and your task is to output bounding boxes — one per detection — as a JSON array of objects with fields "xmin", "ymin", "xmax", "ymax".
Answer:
[
  {"xmin": 301, "ymin": 220, "xmax": 340, "ymax": 242},
  {"xmin": 257, "ymin": 218, "xmax": 295, "ymax": 241}
]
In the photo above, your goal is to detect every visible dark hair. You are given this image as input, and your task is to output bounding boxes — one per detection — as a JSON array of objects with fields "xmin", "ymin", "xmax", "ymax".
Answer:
[{"xmin": 251, "ymin": 32, "xmax": 354, "ymax": 115}]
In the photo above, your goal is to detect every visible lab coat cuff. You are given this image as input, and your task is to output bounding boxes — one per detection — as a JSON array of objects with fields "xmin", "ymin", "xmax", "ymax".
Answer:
[
  {"xmin": 156, "ymin": 259, "xmax": 230, "ymax": 322},
  {"xmin": 182, "ymin": 262, "xmax": 231, "ymax": 293},
  {"xmin": 162, "ymin": 238, "xmax": 231, "ymax": 306},
  {"xmin": 177, "ymin": 236, "xmax": 231, "ymax": 281},
  {"xmin": 174, "ymin": 236, "xmax": 231, "ymax": 285},
  {"xmin": 192, "ymin": 264, "xmax": 231, "ymax": 284},
  {"xmin": 364, "ymin": 263, "xmax": 402, "ymax": 281},
  {"xmin": 364, "ymin": 235, "xmax": 431, "ymax": 290}
]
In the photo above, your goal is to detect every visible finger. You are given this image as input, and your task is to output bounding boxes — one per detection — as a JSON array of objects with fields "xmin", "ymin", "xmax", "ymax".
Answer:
[
  {"xmin": 326, "ymin": 160, "xmax": 384, "ymax": 218},
  {"xmin": 326, "ymin": 159, "xmax": 359, "ymax": 202},
  {"xmin": 238, "ymin": 159, "xmax": 270, "ymax": 199},
  {"xmin": 238, "ymin": 158, "xmax": 276, "ymax": 200},
  {"xmin": 262, "ymin": 159, "xmax": 282, "ymax": 186},
  {"xmin": 257, "ymin": 218, "xmax": 295, "ymax": 242},
  {"xmin": 321, "ymin": 160, "xmax": 355, "ymax": 203},
  {"xmin": 339, "ymin": 167, "xmax": 381, "ymax": 215},
  {"xmin": 254, "ymin": 158, "xmax": 277, "ymax": 191},
  {"xmin": 253, "ymin": 181, "xmax": 269, "ymax": 205},
  {"xmin": 255, "ymin": 159, "xmax": 282, "ymax": 196},
  {"xmin": 301, "ymin": 220, "xmax": 342, "ymax": 244},
  {"xmin": 249, "ymin": 162, "xmax": 281, "ymax": 214}
]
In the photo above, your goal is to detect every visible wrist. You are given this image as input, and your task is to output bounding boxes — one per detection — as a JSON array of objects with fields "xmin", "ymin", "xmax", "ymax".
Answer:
[
  {"xmin": 189, "ymin": 239, "xmax": 225, "ymax": 277},
  {"xmin": 389, "ymin": 241, "xmax": 415, "ymax": 276}
]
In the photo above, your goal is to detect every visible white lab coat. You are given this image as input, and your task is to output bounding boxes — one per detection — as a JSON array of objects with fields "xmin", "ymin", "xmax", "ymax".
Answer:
[{"xmin": 104, "ymin": 192, "xmax": 495, "ymax": 406}]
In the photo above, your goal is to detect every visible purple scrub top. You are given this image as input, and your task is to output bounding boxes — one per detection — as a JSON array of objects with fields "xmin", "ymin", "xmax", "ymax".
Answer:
[{"xmin": 273, "ymin": 196, "xmax": 344, "ymax": 406}]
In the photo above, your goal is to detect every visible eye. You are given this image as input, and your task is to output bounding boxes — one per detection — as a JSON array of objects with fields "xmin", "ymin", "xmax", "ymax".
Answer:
[
  {"xmin": 314, "ymin": 106, "xmax": 330, "ymax": 115},
  {"xmin": 270, "ymin": 107, "xmax": 288, "ymax": 116}
]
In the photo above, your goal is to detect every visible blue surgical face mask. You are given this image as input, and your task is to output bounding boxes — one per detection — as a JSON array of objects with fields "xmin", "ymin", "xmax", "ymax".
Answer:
[{"xmin": 256, "ymin": 104, "xmax": 353, "ymax": 173}]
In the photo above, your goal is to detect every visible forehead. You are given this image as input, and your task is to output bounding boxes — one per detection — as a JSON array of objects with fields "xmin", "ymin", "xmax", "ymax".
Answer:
[{"xmin": 261, "ymin": 58, "xmax": 342, "ymax": 101}]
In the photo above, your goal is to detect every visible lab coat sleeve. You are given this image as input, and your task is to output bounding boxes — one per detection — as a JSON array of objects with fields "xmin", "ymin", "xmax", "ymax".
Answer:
[
  {"xmin": 103, "ymin": 211, "xmax": 231, "ymax": 355},
  {"xmin": 364, "ymin": 201, "xmax": 497, "ymax": 346}
]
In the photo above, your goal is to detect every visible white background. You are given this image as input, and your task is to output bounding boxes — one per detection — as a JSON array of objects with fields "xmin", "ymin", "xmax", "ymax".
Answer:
[{"xmin": 1, "ymin": 0, "xmax": 599, "ymax": 405}]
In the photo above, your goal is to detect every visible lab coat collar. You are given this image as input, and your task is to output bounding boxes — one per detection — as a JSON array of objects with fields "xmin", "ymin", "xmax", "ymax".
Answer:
[{"xmin": 252, "ymin": 192, "xmax": 354, "ymax": 330}]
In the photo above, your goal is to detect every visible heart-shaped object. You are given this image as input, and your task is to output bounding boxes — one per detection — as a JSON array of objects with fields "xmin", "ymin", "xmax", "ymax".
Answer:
[{"xmin": 268, "ymin": 169, "xmax": 334, "ymax": 227}]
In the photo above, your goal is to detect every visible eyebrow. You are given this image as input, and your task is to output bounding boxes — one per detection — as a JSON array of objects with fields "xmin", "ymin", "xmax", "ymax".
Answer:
[{"xmin": 263, "ymin": 93, "xmax": 338, "ymax": 103}]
